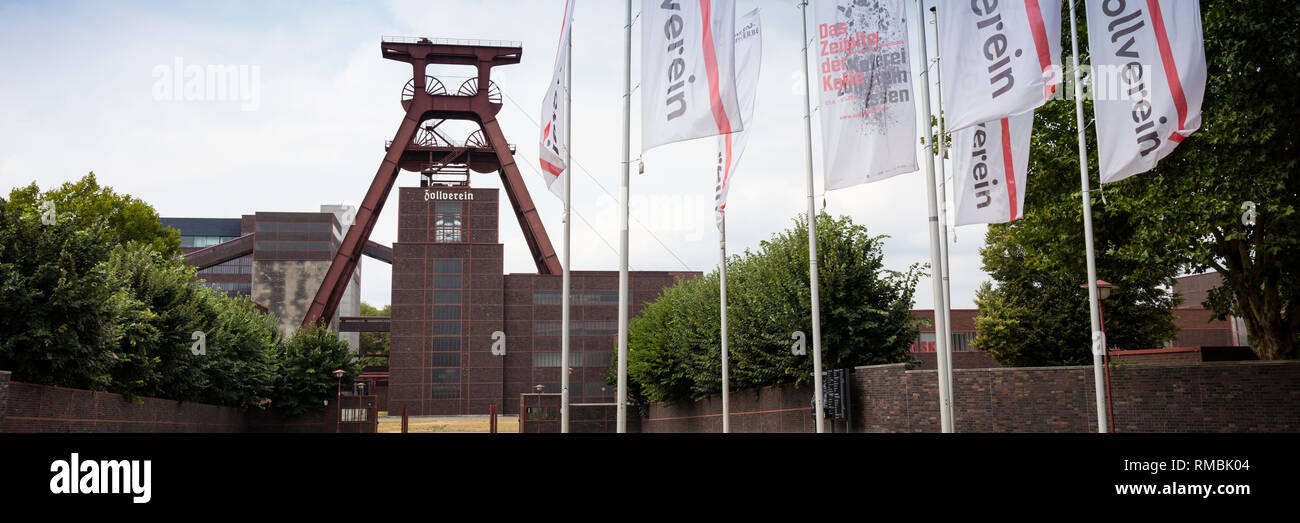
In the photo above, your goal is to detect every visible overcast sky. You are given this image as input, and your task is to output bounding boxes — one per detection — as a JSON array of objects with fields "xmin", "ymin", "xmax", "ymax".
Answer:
[{"xmin": 0, "ymin": 0, "xmax": 989, "ymax": 310}]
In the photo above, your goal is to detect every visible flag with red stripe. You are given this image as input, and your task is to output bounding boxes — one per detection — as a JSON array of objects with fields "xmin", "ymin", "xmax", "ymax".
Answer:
[
  {"xmin": 953, "ymin": 111, "xmax": 1033, "ymax": 226},
  {"xmin": 814, "ymin": 0, "xmax": 918, "ymax": 190},
  {"xmin": 538, "ymin": 0, "xmax": 576, "ymax": 200},
  {"xmin": 939, "ymin": 0, "xmax": 1063, "ymax": 133},
  {"xmin": 1086, "ymin": 0, "xmax": 1206, "ymax": 183},
  {"xmin": 642, "ymin": 0, "xmax": 743, "ymax": 152},
  {"xmin": 714, "ymin": 8, "xmax": 760, "ymax": 230}
]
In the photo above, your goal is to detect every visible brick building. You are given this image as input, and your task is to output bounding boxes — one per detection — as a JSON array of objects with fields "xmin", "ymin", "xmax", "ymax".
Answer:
[{"xmin": 387, "ymin": 185, "xmax": 694, "ymax": 416}]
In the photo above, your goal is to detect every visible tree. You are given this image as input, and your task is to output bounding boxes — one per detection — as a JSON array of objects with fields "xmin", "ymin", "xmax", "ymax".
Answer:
[
  {"xmin": 358, "ymin": 302, "xmax": 390, "ymax": 369},
  {"xmin": 271, "ymin": 326, "xmax": 360, "ymax": 417},
  {"xmin": 0, "ymin": 196, "xmax": 117, "ymax": 389},
  {"xmin": 1123, "ymin": 1, "xmax": 1300, "ymax": 360},
  {"xmin": 7, "ymin": 172, "xmax": 181, "ymax": 256},
  {"xmin": 619, "ymin": 213, "xmax": 922, "ymax": 404}
]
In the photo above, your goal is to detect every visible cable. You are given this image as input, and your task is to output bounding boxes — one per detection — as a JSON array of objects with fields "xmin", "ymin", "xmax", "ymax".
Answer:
[{"xmin": 501, "ymin": 88, "xmax": 694, "ymax": 271}]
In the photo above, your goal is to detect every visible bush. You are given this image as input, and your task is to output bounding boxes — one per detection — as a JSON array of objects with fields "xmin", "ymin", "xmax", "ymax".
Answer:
[{"xmin": 270, "ymin": 326, "xmax": 360, "ymax": 417}]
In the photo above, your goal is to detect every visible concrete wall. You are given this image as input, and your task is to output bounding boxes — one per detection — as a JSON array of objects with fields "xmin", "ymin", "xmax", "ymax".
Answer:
[{"xmin": 252, "ymin": 259, "xmax": 359, "ymax": 352}]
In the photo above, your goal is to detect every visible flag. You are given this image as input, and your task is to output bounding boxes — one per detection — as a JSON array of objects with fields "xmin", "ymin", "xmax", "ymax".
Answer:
[
  {"xmin": 939, "ymin": 0, "xmax": 1063, "ymax": 132},
  {"xmin": 953, "ymin": 111, "xmax": 1033, "ymax": 225},
  {"xmin": 714, "ymin": 8, "xmax": 761, "ymax": 230},
  {"xmin": 1086, "ymin": 0, "xmax": 1206, "ymax": 183},
  {"xmin": 642, "ymin": 0, "xmax": 742, "ymax": 152},
  {"xmin": 538, "ymin": 0, "xmax": 576, "ymax": 200},
  {"xmin": 814, "ymin": 0, "xmax": 917, "ymax": 190}
]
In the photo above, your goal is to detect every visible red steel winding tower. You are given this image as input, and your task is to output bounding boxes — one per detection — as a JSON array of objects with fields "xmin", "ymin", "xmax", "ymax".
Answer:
[{"xmin": 301, "ymin": 37, "xmax": 561, "ymax": 328}]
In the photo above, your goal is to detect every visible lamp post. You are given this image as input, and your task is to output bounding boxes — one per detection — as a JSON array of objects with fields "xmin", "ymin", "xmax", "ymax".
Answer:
[
  {"xmin": 1083, "ymin": 280, "xmax": 1117, "ymax": 431},
  {"xmin": 333, "ymin": 369, "xmax": 345, "ymax": 434}
]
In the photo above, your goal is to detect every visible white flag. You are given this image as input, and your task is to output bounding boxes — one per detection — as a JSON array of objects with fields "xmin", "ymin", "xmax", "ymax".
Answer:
[
  {"xmin": 953, "ymin": 112, "xmax": 1033, "ymax": 226},
  {"xmin": 1086, "ymin": 0, "xmax": 1206, "ymax": 183},
  {"xmin": 538, "ymin": 0, "xmax": 576, "ymax": 200},
  {"xmin": 814, "ymin": 0, "xmax": 918, "ymax": 190},
  {"xmin": 642, "ymin": 0, "xmax": 742, "ymax": 152},
  {"xmin": 939, "ymin": 0, "xmax": 1063, "ymax": 132},
  {"xmin": 714, "ymin": 8, "xmax": 761, "ymax": 230}
]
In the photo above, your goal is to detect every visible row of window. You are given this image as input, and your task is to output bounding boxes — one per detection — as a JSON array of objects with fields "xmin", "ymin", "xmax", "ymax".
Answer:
[
  {"xmin": 913, "ymin": 331, "xmax": 978, "ymax": 352},
  {"xmin": 532, "ymin": 351, "xmax": 614, "ymax": 368},
  {"xmin": 528, "ymin": 383, "xmax": 614, "ymax": 397},
  {"xmin": 181, "ymin": 235, "xmax": 238, "ymax": 248},
  {"xmin": 253, "ymin": 240, "xmax": 334, "ymax": 253},
  {"xmin": 533, "ymin": 320, "xmax": 619, "ymax": 337},
  {"xmin": 199, "ymin": 262, "xmax": 251, "ymax": 275},
  {"xmin": 533, "ymin": 290, "xmax": 620, "ymax": 306},
  {"xmin": 255, "ymin": 222, "xmax": 335, "ymax": 233}
]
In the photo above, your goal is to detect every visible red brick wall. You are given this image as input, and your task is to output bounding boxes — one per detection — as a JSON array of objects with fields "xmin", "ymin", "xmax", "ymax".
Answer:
[
  {"xmin": 908, "ymin": 351, "xmax": 1002, "ymax": 370},
  {"xmin": 0, "ymin": 378, "xmax": 327, "ymax": 433},
  {"xmin": 618, "ymin": 360, "xmax": 1300, "ymax": 433},
  {"xmin": 640, "ymin": 382, "xmax": 820, "ymax": 433},
  {"xmin": 852, "ymin": 361, "xmax": 1300, "ymax": 433}
]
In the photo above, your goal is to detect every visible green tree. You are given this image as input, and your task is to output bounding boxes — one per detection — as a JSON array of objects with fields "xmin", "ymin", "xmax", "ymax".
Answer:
[
  {"xmin": 7, "ymin": 172, "xmax": 180, "ymax": 256},
  {"xmin": 358, "ymin": 301, "xmax": 390, "ymax": 369},
  {"xmin": 619, "ymin": 213, "xmax": 922, "ymax": 404},
  {"xmin": 271, "ymin": 326, "xmax": 360, "ymax": 417},
  {"xmin": 0, "ymin": 197, "xmax": 117, "ymax": 389},
  {"xmin": 1121, "ymin": 1, "xmax": 1300, "ymax": 360}
]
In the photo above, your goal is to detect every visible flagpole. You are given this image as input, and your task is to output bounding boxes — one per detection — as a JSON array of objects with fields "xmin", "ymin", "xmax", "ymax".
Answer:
[
  {"xmin": 719, "ymin": 215, "xmax": 730, "ymax": 433},
  {"xmin": 913, "ymin": 0, "xmax": 954, "ymax": 433},
  {"xmin": 560, "ymin": 16, "xmax": 573, "ymax": 434},
  {"xmin": 616, "ymin": 0, "xmax": 631, "ymax": 433},
  {"xmin": 798, "ymin": 0, "xmax": 826, "ymax": 434},
  {"xmin": 1068, "ymin": 0, "xmax": 1110, "ymax": 433},
  {"xmin": 928, "ymin": 4, "xmax": 956, "ymax": 424}
]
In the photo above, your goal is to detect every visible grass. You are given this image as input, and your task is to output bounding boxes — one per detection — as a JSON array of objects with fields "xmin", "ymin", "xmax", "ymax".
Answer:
[{"xmin": 377, "ymin": 416, "xmax": 519, "ymax": 433}]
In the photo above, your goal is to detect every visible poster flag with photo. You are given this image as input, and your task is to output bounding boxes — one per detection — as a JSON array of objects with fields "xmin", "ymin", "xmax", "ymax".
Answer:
[
  {"xmin": 939, "ymin": 0, "xmax": 1062, "ymax": 132},
  {"xmin": 538, "ymin": 0, "xmax": 576, "ymax": 200},
  {"xmin": 953, "ymin": 111, "xmax": 1033, "ymax": 226},
  {"xmin": 814, "ymin": 0, "xmax": 918, "ymax": 190},
  {"xmin": 1086, "ymin": 0, "xmax": 1206, "ymax": 183},
  {"xmin": 642, "ymin": 0, "xmax": 742, "ymax": 152},
  {"xmin": 714, "ymin": 8, "xmax": 761, "ymax": 230}
]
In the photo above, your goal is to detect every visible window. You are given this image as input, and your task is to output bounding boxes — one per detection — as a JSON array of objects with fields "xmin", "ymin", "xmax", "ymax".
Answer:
[
  {"xmin": 430, "ymin": 369, "xmax": 458, "ymax": 383},
  {"xmin": 430, "ymin": 338, "xmax": 459, "ymax": 352},
  {"xmin": 432, "ymin": 306, "xmax": 460, "ymax": 321},
  {"xmin": 430, "ymin": 384, "xmax": 459, "ymax": 399},
  {"xmin": 434, "ymin": 275, "xmax": 461, "ymax": 289},
  {"xmin": 433, "ymin": 290, "xmax": 461, "ymax": 305},
  {"xmin": 533, "ymin": 352, "xmax": 562, "ymax": 368},
  {"xmin": 525, "ymin": 407, "xmax": 558, "ymax": 421},
  {"xmin": 533, "ymin": 290, "xmax": 621, "ymax": 305},
  {"xmin": 434, "ymin": 203, "xmax": 463, "ymax": 243},
  {"xmin": 432, "ymin": 322, "xmax": 461, "ymax": 336},
  {"xmin": 428, "ymin": 353, "xmax": 459, "ymax": 367},
  {"xmin": 434, "ymin": 259, "xmax": 462, "ymax": 273}
]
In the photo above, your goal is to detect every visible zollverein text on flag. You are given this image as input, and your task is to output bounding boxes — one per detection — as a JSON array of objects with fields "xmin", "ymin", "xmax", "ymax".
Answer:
[
  {"xmin": 814, "ymin": 0, "xmax": 917, "ymax": 191},
  {"xmin": 714, "ymin": 8, "xmax": 761, "ymax": 230},
  {"xmin": 538, "ymin": 0, "xmax": 576, "ymax": 200},
  {"xmin": 938, "ymin": 0, "xmax": 1062, "ymax": 132},
  {"xmin": 1086, "ymin": 0, "xmax": 1206, "ymax": 183},
  {"xmin": 953, "ymin": 111, "xmax": 1033, "ymax": 226},
  {"xmin": 642, "ymin": 0, "xmax": 742, "ymax": 152}
]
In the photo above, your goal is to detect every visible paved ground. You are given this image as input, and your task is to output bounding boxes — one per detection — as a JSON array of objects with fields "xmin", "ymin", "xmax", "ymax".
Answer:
[{"xmin": 376, "ymin": 414, "xmax": 519, "ymax": 433}]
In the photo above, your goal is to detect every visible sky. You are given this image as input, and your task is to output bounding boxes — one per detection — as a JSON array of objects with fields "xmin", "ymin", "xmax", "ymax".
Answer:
[{"xmin": 0, "ymin": 0, "xmax": 990, "ymax": 310}]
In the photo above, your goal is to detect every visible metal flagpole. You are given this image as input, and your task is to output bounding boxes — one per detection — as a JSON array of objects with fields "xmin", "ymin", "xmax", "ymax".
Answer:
[
  {"xmin": 560, "ymin": 18, "xmax": 573, "ymax": 434},
  {"xmin": 1068, "ymin": 0, "xmax": 1110, "ymax": 433},
  {"xmin": 913, "ymin": 0, "xmax": 954, "ymax": 432},
  {"xmin": 720, "ymin": 215, "xmax": 730, "ymax": 433},
  {"xmin": 929, "ymin": 3, "xmax": 956, "ymax": 428},
  {"xmin": 616, "ymin": 0, "xmax": 631, "ymax": 433},
  {"xmin": 799, "ymin": 0, "xmax": 826, "ymax": 434}
]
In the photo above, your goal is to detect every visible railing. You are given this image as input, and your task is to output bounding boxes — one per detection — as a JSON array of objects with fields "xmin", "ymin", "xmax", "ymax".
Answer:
[
  {"xmin": 385, "ymin": 139, "xmax": 514, "ymax": 150},
  {"xmin": 381, "ymin": 36, "xmax": 523, "ymax": 48}
]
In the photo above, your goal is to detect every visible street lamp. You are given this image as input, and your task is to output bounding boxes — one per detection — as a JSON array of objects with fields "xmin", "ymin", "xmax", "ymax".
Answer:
[
  {"xmin": 333, "ymin": 369, "xmax": 345, "ymax": 434},
  {"xmin": 1083, "ymin": 280, "xmax": 1117, "ymax": 430}
]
